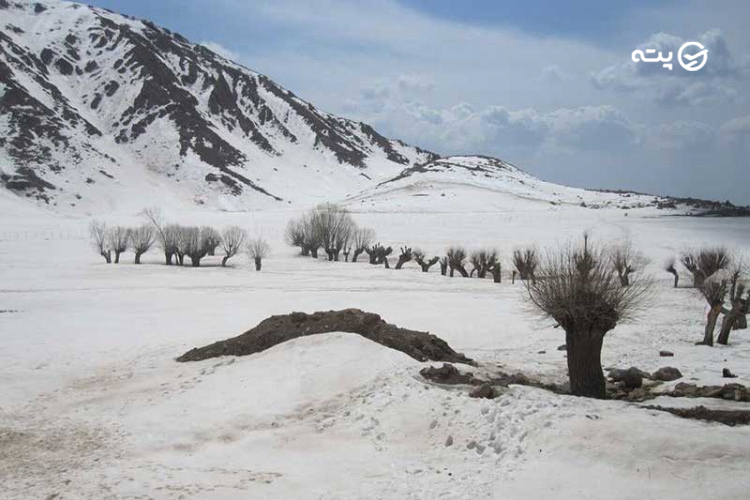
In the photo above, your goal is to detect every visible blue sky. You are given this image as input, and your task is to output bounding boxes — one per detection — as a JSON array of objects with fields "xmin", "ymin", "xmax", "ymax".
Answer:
[{"xmin": 86, "ymin": 0, "xmax": 750, "ymax": 203}]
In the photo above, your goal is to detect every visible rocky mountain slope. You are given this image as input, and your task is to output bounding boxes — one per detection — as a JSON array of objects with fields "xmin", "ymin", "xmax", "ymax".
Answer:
[{"xmin": 0, "ymin": 0, "xmax": 436, "ymax": 212}]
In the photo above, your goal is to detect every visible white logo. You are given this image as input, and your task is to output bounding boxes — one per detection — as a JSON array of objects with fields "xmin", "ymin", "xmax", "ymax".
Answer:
[
  {"xmin": 678, "ymin": 42, "xmax": 708, "ymax": 71},
  {"xmin": 631, "ymin": 41, "xmax": 708, "ymax": 72}
]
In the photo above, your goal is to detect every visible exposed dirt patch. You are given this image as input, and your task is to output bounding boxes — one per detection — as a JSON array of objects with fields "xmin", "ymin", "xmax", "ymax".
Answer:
[
  {"xmin": 177, "ymin": 309, "xmax": 474, "ymax": 365},
  {"xmin": 644, "ymin": 405, "xmax": 750, "ymax": 426}
]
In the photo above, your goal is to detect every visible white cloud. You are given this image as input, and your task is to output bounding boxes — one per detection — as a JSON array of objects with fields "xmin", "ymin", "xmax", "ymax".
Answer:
[
  {"xmin": 590, "ymin": 30, "xmax": 746, "ymax": 106},
  {"xmin": 200, "ymin": 41, "xmax": 242, "ymax": 63}
]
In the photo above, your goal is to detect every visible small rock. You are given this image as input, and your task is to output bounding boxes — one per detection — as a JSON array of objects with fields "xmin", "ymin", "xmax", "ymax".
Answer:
[
  {"xmin": 652, "ymin": 367, "xmax": 683, "ymax": 382},
  {"xmin": 475, "ymin": 444, "xmax": 486, "ymax": 454},
  {"xmin": 610, "ymin": 367, "xmax": 644, "ymax": 389},
  {"xmin": 466, "ymin": 440, "xmax": 477, "ymax": 450},
  {"xmin": 469, "ymin": 383, "xmax": 499, "ymax": 399},
  {"xmin": 557, "ymin": 344, "xmax": 567, "ymax": 351},
  {"xmin": 659, "ymin": 350, "xmax": 674, "ymax": 357},
  {"xmin": 429, "ymin": 419, "xmax": 438, "ymax": 429},
  {"xmin": 445, "ymin": 435, "xmax": 453, "ymax": 447},
  {"xmin": 723, "ymin": 368, "xmax": 738, "ymax": 379},
  {"xmin": 537, "ymin": 350, "xmax": 546, "ymax": 354}
]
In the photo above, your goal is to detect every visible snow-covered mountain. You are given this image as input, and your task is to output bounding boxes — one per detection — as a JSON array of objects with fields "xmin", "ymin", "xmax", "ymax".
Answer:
[
  {"xmin": 347, "ymin": 155, "xmax": 670, "ymax": 212},
  {"xmin": 0, "ymin": 0, "xmax": 437, "ymax": 212},
  {"xmin": 1, "ymin": 0, "xmax": 736, "ymax": 216}
]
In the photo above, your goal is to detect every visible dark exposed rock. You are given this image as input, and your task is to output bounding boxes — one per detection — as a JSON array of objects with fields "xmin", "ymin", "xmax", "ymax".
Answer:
[
  {"xmin": 557, "ymin": 344, "xmax": 567, "ymax": 351},
  {"xmin": 666, "ymin": 382, "xmax": 750, "ymax": 402},
  {"xmin": 469, "ymin": 383, "xmax": 499, "ymax": 399},
  {"xmin": 40, "ymin": 48, "xmax": 54, "ymax": 65},
  {"xmin": 34, "ymin": 3, "xmax": 47, "ymax": 14},
  {"xmin": 420, "ymin": 363, "xmax": 478, "ymax": 385},
  {"xmin": 84, "ymin": 60, "xmax": 98, "ymax": 73},
  {"xmin": 723, "ymin": 368, "xmax": 738, "ymax": 379},
  {"xmin": 177, "ymin": 309, "xmax": 474, "ymax": 365},
  {"xmin": 659, "ymin": 350, "xmax": 674, "ymax": 357},
  {"xmin": 651, "ymin": 367, "xmax": 683, "ymax": 382},
  {"xmin": 54, "ymin": 58, "xmax": 73, "ymax": 75}
]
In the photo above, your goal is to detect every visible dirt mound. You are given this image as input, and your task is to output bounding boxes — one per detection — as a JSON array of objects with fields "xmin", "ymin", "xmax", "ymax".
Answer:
[
  {"xmin": 177, "ymin": 309, "xmax": 474, "ymax": 365},
  {"xmin": 645, "ymin": 405, "xmax": 750, "ymax": 426}
]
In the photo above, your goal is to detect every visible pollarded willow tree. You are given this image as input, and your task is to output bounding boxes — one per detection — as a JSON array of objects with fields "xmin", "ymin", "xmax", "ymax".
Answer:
[
  {"xmin": 247, "ymin": 237, "xmax": 270, "ymax": 270},
  {"xmin": 512, "ymin": 247, "xmax": 539, "ymax": 283},
  {"xmin": 129, "ymin": 224, "xmax": 155, "ymax": 264},
  {"xmin": 664, "ymin": 257, "xmax": 679, "ymax": 288},
  {"xmin": 524, "ymin": 236, "xmax": 652, "ymax": 399},
  {"xmin": 446, "ymin": 246, "xmax": 468, "ymax": 277},
  {"xmin": 351, "ymin": 227, "xmax": 376, "ymax": 263},
  {"xmin": 609, "ymin": 240, "xmax": 649, "ymax": 287},
  {"xmin": 89, "ymin": 220, "xmax": 111, "ymax": 263},
  {"xmin": 311, "ymin": 203, "xmax": 356, "ymax": 261},
  {"xmin": 681, "ymin": 247, "xmax": 731, "ymax": 288},
  {"xmin": 717, "ymin": 262, "xmax": 749, "ymax": 344},
  {"xmin": 413, "ymin": 249, "xmax": 440, "ymax": 273},
  {"xmin": 220, "ymin": 226, "xmax": 247, "ymax": 267},
  {"xmin": 107, "ymin": 226, "xmax": 130, "ymax": 264},
  {"xmin": 470, "ymin": 249, "xmax": 498, "ymax": 279}
]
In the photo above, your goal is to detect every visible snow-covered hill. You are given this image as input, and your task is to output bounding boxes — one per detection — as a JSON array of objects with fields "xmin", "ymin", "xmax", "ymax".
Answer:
[
  {"xmin": 347, "ymin": 155, "xmax": 669, "ymax": 212},
  {"xmin": 0, "ymin": 0, "xmax": 436, "ymax": 212}
]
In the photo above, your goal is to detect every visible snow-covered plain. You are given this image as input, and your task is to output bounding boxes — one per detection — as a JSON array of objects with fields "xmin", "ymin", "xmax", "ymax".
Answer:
[{"xmin": 1, "ymin": 190, "xmax": 750, "ymax": 499}]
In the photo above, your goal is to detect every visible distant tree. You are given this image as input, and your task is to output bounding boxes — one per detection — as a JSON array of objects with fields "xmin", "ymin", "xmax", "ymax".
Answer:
[
  {"xmin": 247, "ymin": 237, "xmax": 270, "ymax": 270},
  {"xmin": 366, "ymin": 243, "xmax": 392, "ymax": 268},
  {"xmin": 130, "ymin": 224, "xmax": 155, "ymax": 264},
  {"xmin": 609, "ymin": 240, "xmax": 649, "ymax": 287},
  {"xmin": 285, "ymin": 217, "xmax": 309, "ymax": 256},
  {"xmin": 220, "ymin": 226, "xmax": 247, "ymax": 267},
  {"xmin": 446, "ymin": 246, "xmax": 468, "ymax": 277},
  {"xmin": 524, "ymin": 235, "xmax": 652, "ymax": 398},
  {"xmin": 182, "ymin": 226, "xmax": 210, "ymax": 267},
  {"xmin": 681, "ymin": 247, "xmax": 731, "ymax": 288},
  {"xmin": 142, "ymin": 207, "xmax": 177, "ymax": 265},
  {"xmin": 698, "ymin": 277, "xmax": 729, "ymax": 346},
  {"xmin": 470, "ymin": 249, "xmax": 498, "ymax": 279},
  {"xmin": 351, "ymin": 227, "xmax": 375, "ymax": 263},
  {"xmin": 311, "ymin": 203, "xmax": 355, "ymax": 261},
  {"xmin": 489, "ymin": 262, "xmax": 502, "ymax": 283},
  {"xmin": 173, "ymin": 225, "xmax": 189, "ymax": 266},
  {"xmin": 107, "ymin": 226, "xmax": 129, "ymax": 264},
  {"xmin": 413, "ymin": 249, "xmax": 440, "ymax": 273},
  {"xmin": 664, "ymin": 257, "xmax": 679, "ymax": 288},
  {"xmin": 512, "ymin": 247, "xmax": 538, "ymax": 283},
  {"xmin": 395, "ymin": 246, "xmax": 413, "ymax": 269},
  {"xmin": 202, "ymin": 226, "xmax": 222, "ymax": 256},
  {"xmin": 89, "ymin": 220, "xmax": 111, "ymax": 263},
  {"xmin": 439, "ymin": 256, "xmax": 448, "ymax": 276},
  {"xmin": 717, "ymin": 262, "xmax": 748, "ymax": 344}
]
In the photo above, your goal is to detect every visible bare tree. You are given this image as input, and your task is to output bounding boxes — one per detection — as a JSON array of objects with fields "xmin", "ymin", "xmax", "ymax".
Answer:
[
  {"xmin": 414, "ymin": 249, "xmax": 440, "ymax": 273},
  {"xmin": 681, "ymin": 247, "xmax": 731, "ymax": 288},
  {"xmin": 470, "ymin": 249, "xmax": 498, "ymax": 279},
  {"xmin": 717, "ymin": 262, "xmax": 748, "ymax": 344},
  {"xmin": 220, "ymin": 226, "xmax": 247, "ymax": 267},
  {"xmin": 365, "ymin": 243, "xmax": 392, "ymax": 268},
  {"xmin": 107, "ymin": 226, "xmax": 129, "ymax": 264},
  {"xmin": 524, "ymin": 236, "xmax": 652, "ymax": 398},
  {"xmin": 89, "ymin": 220, "xmax": 111, "ymax": 263},
  {"xmin": 142, "ymin": 208, "xmax": 179, "ymax": 265},
  {"xmin": 664, "ymin": 257, "xmax": 679, "ymax": 288},
  {"xmin": 610, "ymin": 240, "xmax": 649, "ymax": 287},
  {"xmin": 172, "ymin": 224, "xmax": 189, "ymax": 266},
  {"xmin": 489, "ymin": 262, "xmax": 502, "ymax": 283},
  {"xmin": 512, "ymin": 247, "xmax": 538, "ymax": 283},
  {"xmin": 202, "ymin": 226, "xmax": 222, "ymax": 256},
  {"xmin": 285, "ymin": 217, "xmax": 309, "ymax": 256},
  {"xmin": 310, "ymin": 203, "xmax": 355, "ymax": 261},
  {"xmin": 351, "ymin": 227, "xmax": 375, "ymax": 263},
  {"xmin": 182, "ymin": 226, "xmax": 215, "ymax": 267},
  {"xmin": 698, "ymin": 277, "xmax": 729, "ymax": 346},
  {"xmin": 247, "ymin": 237, "xmax": 270, "ymax": 270},
  {"xmin": 439, "ymin": 256, "xmax": 448, "ymax": 276},
  {"xmin": 446, "ymin": 246, "xmax": 468, "ymax": 277},
  {"xmin": 395, "ymin": 246, "xmax": 413, "ymax": 269},
  {"xmin": 130, "ymin": 224, "xmax": 155, "ymax": 264}
]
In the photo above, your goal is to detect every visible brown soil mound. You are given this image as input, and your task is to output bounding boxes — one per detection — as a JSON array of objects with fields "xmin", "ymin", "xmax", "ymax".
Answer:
[
  {"xmin": 644, "ymin": 405, "xmax": 750, "ymax": 426},
  {"xmin": 177, "ymin": 308, "xmax": 474, "ymax": 365}
]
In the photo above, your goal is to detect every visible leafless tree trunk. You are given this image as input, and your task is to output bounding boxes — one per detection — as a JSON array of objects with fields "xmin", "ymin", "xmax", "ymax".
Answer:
[
  {"xmin": 447, "ymin": 247, "xmax": 468, "ymax": 277},
  {"xmin": 439, "ymin": 257, "xmax": 448, "ymax": 276},
  {"xmin": 395, "ymin": 247, "xmax": 413, "ymax": 269},
  {"xmin": 130, "ymin": 224, "xmax": 155, "ymax": 264},
  {"xmin": 220, "ymin": 226, "xmax": 247, "ymax": 267},
  {"xmin": 524, "ymin": 235, "xmax": 652, "ymax": 399},
  {"xmin": 107, "ymin": 226, "xmax": 129, "ymax": 264},
  {"xmin": 681, "ymin": 247, "xmax": 731, "ymax": 288},
  {"xmin": 513, "ymin": 247, "xmax": 538, "ymax": 283},
  {"xmin": 664, "ymin": 258, "xmax": 679, "ymax": 288},
  {"xmin": 490, "ymin": 263, "xmax": 502, "ymax": 283},
  {"xmin": 89, "ymin": 220, "xmax": 112, "ymax": 263},
  {"xmin": 414, "ymin": 250, "xmax": 440, "ymax": 273},
  {"xmin": 247, "ymin": 237, "xmax": 270, "ymax": 271},
  {"xmin": 698, "ymin": 279, "xmax": 729, "ymax": 346}
]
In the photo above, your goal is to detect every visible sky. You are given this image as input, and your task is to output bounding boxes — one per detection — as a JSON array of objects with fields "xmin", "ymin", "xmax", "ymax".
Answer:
[{"xmin": 86, "ymin": 0, "xmax": 750, "ymax": 204}]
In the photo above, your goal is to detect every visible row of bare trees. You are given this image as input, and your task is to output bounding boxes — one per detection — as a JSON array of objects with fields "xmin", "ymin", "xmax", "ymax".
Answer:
[
  {"xmin": 89, "ymin": 210, "xmax": 270, "ymax": 269},
  {"xmin": 285, "ymin": 203, "xmax": 376, "ymax": 262}
]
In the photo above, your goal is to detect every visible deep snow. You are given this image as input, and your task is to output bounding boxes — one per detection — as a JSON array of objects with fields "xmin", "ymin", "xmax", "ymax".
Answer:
[{"xmin": 1, "ymin": 193, "xmax": 750, "ymax": 499}]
